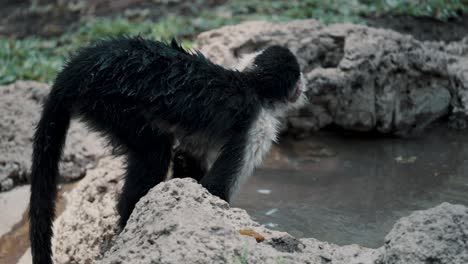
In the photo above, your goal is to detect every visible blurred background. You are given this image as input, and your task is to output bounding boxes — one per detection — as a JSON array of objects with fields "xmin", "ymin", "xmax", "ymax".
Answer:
[
  {"xmin": 1, "ymin": 0, "xmax": 468, "ymax": 85},
  {"xmin": 1, "ymin": 1, "xmax": 468, "ymax": 264}
]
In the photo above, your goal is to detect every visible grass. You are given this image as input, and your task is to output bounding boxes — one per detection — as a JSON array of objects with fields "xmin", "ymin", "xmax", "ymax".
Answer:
[
  {"xmin": 231, "ymin": 0, "xmax": 468, "ymax": 22},
  {"xmin": 0, "ymin": 17, "xmax": 198, "ymax": 85},
  {"xmin": 230, "ymin": 0, "xmax": 371, "ymax": 23},
  {"xmin": 1, "ymin": 0, "xmax": 466, "ymax": 85},
  {"xmin": 0, "ymin": 38, "xmax": 63, "ymax": 84},
  {"xmin": 361, "ymin": 0, "xmax": 468, "ymax": 20}
]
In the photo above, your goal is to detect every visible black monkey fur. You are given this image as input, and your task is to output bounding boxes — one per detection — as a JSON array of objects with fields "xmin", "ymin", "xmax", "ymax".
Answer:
[{"xmin": 29, "ymin": 36, "xmax": 305, "ymax": 264}]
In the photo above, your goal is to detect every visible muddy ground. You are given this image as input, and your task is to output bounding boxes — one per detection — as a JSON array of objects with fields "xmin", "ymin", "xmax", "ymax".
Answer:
[{"xmin": 0, "ymin": 0, "xmax": 226, "ymax": 38}]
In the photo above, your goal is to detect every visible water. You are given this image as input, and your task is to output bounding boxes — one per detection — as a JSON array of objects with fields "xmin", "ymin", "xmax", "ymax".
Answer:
[
  {"xmin": 0, "ymin": 186, "xmax": 29, "ymax": 237},
  {"xmin": 232, "ymin": 126, "xmax": 468, "ymax": 248},
  {"xmin": 0, "ymin": 183, "xmax": 75, "ymax": 264}
]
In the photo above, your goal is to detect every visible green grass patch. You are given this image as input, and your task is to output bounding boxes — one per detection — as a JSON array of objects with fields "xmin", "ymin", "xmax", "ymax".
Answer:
[
  {"xmin": 0, "ymin": 17, "xmax": 198, "ymax": 85},
  {"xmin": 0, "ymin": 38, "xmax": 64, "ymax": 84},
  {"xmin": 231, "ymin": 0, "xmax": 467, "ymax": 22},
  {"xmin": 362, "ymin": 0, "xmax": 468, "ymax": 20},
  {"xmin": 1, "ymin": 0, "xmax": 466, "ymax": 85},
  {"xmin": 230, "ymin": 0, "xmax": 369, "ymax": 23}
]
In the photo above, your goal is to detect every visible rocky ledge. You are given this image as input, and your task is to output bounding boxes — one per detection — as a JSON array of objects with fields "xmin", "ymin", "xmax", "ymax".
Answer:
[
  {"xmin": 0, "ymin": 81, "xmax": 106, "ymax": 191},
  {"xmin": 197, "ymin": 20, "xmax": 468, "ymax": 136},
  {"xmin": 52, "ymin": 161, "xmax": 467, "ymax": 264}
]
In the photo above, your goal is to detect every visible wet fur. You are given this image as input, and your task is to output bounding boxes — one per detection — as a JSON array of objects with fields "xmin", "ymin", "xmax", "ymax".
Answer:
[{"xmin": 29, "ymin": 37, "xmax": 305, "ymax": 264}]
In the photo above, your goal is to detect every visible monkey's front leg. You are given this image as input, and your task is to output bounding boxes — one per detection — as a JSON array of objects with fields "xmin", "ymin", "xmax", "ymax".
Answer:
[{"xmin": 200, "ymin": 134, "xmax": 253, "ymax": 202}]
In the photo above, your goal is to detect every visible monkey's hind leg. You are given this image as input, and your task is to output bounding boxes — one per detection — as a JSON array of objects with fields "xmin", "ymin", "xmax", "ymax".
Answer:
[
  {"xmin": 117, "ymin": 130, "xmax": 173, "ymax": 228},
  {"xmin": 172, "ymin": 149, "xmax": 207, "ymax": 182}
]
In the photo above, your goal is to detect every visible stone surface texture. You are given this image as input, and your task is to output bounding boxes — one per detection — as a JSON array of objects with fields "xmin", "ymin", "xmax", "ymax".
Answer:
[
  {"xmin": 376, "ymin": 203, "xmax": 468, "ymax": 264},
  {"xmin": 197, "ymin": 20, "xmax": 468, "ymax": 136},
  {"xmin": 52, "ymin": 157, "xmax": 123, "ymax": 264},
  {"xmin": 98, "ymin": 178, "xmax": 379, "ymax": 264},
  {"xmin": 0, "ymin": 81, "xmax": 106, "ymax": 191}
]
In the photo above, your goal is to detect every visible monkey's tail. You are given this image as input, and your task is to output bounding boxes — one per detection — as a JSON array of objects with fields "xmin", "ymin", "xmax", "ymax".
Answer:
[{"xmin": 29, "ymin": 88, "xmax": 72, "ymax": 264}]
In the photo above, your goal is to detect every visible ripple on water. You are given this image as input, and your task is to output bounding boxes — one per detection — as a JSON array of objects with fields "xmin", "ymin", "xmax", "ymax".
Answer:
[{"xmin": 233, "ymin": 126, "xmax": 468, "ymax": 248}]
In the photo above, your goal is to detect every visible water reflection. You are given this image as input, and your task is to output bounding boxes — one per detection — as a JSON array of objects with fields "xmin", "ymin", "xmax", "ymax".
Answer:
[{"xmin": 232, "ymin": 126, "xmax": 468, "ymax": 248}]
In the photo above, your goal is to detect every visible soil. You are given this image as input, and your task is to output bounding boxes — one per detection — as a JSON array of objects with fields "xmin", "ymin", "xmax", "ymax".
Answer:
[
  {"xmin": 366, "ymin": 14, "xmax": 468, "ymax": 42},
  {"xmin": 0, "ymin": 0, "xmax": 79, "ymax": 38},
  {"xmin": 0, "ymin": 1, "xmax": 466, "ymax": 42},
  {"xmin": 0, "ymin": 0, "xmax": 227, "ymax": 38}
]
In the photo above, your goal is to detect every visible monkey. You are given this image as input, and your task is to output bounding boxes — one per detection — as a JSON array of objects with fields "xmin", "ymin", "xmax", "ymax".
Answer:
[{"xmin": 29, "ymin": 36, "xmax": 307, "ymax": 264}]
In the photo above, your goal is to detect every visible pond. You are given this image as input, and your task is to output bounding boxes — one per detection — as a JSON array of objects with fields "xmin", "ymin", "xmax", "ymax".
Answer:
[{"xmin": 232, "ymin": 126, "xmax": 468, "ymax": 248}]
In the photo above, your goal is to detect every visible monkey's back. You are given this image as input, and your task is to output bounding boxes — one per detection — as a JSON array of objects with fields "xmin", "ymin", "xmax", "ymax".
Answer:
[{"xmin": 54, "ymin": 37, "xmax": 259, "ymax": 140}]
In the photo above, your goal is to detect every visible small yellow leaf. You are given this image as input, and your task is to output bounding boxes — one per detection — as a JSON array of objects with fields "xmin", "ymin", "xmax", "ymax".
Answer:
[{"xmin": 239, "ymin": 229, "xmax": 265, "ymax": 242}]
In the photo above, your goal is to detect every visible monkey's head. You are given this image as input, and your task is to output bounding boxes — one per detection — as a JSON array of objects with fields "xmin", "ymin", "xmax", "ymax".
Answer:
[{"xmin": 245, "ymin": 45, "xmax": 307, "ymax": 109}]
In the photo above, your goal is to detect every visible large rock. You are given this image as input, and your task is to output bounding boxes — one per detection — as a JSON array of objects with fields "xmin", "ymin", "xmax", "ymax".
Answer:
[
  {"xmin": 61, "ymin": 178, "xmax": 462, "ymax": 264},
  {"xmin": 98, "ymin": 178, "xmax": 378, "ymax": 264},
  {"xmin": 50, "ymin": 168, "xmax": 467, "ymax": 264},
  {"xmin": 0, "ymin": 81, "xmax": 106, "ymax": 191},
  {"xmin": 197, "ymin": 20, "xmax": 468, "ymax": 136},
  {"xmin": 52, "ymin": 156, "xmax": 123, "ymax": 264},
  {"xmin": 377, "ymin": 203, "xmax": 468, "ymax": 264}
]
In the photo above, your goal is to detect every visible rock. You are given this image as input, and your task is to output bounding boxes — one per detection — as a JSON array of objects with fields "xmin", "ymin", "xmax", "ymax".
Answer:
[
  {"xmin": 196, "ymin": 20, "xmax": 468, "ymax": 135},
  {"xmin": 0, "ymin": 178, "xmax": 14, "ymax": 192},
  {"xmin": 0, "ymin": 81, "xmax": 106, "ymax": 191},
  {"xmin": 52, "ymin": 156, "xmax": 123, "ymax": 264},
  {"xmin": 51, "ymin": 174, "xmax": 467, "ymax": 264},
  {"xmin": 377, "ymin": 203, "xmax": 468, "ymax": 264},
  {"xmin": 98, "ymin": 178, "xmax": 378, "ymax": 264}
]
